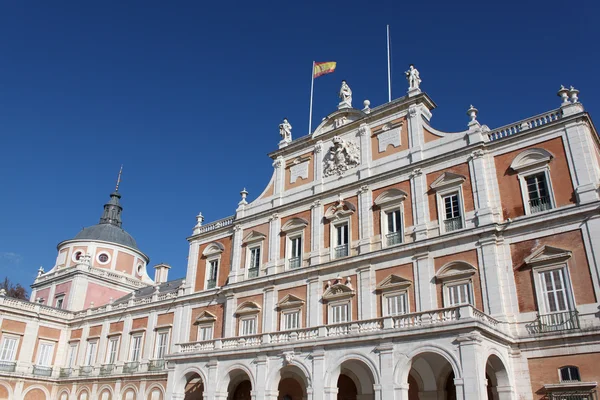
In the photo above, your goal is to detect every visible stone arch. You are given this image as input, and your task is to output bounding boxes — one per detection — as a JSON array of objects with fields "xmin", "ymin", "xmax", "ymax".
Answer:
[
  {"xmin": 221, "ymin": 365, "xmax": 255, "ymax": 400},
  {"xmin": 219, "ymin": 363, "xmax": 256, "ymax": 394},
  {"xmin": 396, "ymin": 345, "xmax": 462, "ymax": 385},
  {"xmin": 268, "ymin": 360, "xmax": 312, "ymax": 400},
  {"xmin": 23, "ymin": 385, "xmax": 50, "ymax": 400},
  {"xmin": 145, "ymin": 383, "xmax": 166, "ymax": 400},
  {"xmin": 181, "ymin": 369, "xmax": 205, "ymax": 400},
  {"xmin": 120, "ymin": 384, "xmax": 138, "ymax": 400},
  {"xmin": 97, "ymin": 386, "xmax": 114, "ymax": 400},
  {"xmin": 75, "ymin": 386, "xmax": 91, "ymax": 400},
  {"xmin": 509, "ymin": 148, "xmax": 553, "ymax": 171},
  {"xmin": 0, "ymin": 382, "xmax": 13, "ymax": 400},
  {"xmin": 485, "ymin": 352, "xmax": 513, "ymax": 400},
  {"xmin": 326, "ymin": 353, "xmax": 379, "ymax": 399}
]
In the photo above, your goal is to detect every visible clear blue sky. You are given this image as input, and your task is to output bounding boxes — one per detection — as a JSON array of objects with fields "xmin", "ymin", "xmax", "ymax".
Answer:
[{"xmin": 0, "ymin": 1, "xmax": 597, "ymax": 291}]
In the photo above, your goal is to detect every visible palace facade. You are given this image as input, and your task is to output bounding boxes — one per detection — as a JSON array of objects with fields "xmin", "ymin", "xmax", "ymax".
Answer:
[{"xmin": 1, "ymin": 75, "xmax": 599, "ymax": 400}]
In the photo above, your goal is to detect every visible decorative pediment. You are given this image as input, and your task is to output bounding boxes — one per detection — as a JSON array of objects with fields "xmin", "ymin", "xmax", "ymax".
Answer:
[
  {"xmin": 374, "ymin": 189, "xmax": 408, "ymax": 208},
  {"xmin": 376, "ymin": 274, "xmax": 412, "ymax": 292},
  {"xmin": 436, "ymin": 262, "xmax": 477, "ymax": 281},
  {"xmin": 243, "ymin": 230, "xmax": 266, "ymax": 244},
  {"xmin": 311, "ymin": 109, "xmax": 366, "ymax": 138},
  {"xmin": 510, "ymin": 148, "xmax": 553, "ymax": 172},
  {"xmin": 203, "ymin": 242, "xmax": 225, "ymax": 257},
  {"xmin": 324, "ymin": 198, "xmax": 356, "ymax": 221},
  {"xmin": 281, "ymin": 218, "xmax": 309, "ymax": 233},
  {"xmin": 524, "ymin": 245, "xmax": 572, "ymax": 268},
  {"xmin": 235, "ymin": 301, "xmax": 261, "ymax": 316},
  {"xmin": 277, "ymin": 294, "xmax": 305, "ymax": 310},
  {"xmin": 430, "ymin": 172, "xmax": 466, "ymax": 191},
  {"xmin": 193, "ymin": 311, "xmax": 217, "ymax": 325},
  {"xmin": 323, "ymin": 276, "xmax": 355, "ymax": 301}
]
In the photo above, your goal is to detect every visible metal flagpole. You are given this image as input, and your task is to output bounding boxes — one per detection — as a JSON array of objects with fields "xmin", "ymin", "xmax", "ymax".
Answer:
[
  {"xmin": 387, "ymin": 25, "xmax": 392, "ymax": 102},
  {"xmin": 309, "ymin": 61, "xmax": 315, "ymax": 134}
]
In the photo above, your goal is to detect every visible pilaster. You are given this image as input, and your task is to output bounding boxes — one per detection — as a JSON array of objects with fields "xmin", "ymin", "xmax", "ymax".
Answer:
[
  {"xmin": 456, "ymin": 331, "xmax": 487, "ymax": 399},
  {"xmin": 357, "ymin": 123, "xmax": 372, "ymax": 180},
  {"xmin": 263, "ymin": 285, "xmax": 277, "ymax": 333},
  {"xmin": 357, "ymin": 265, "xmax": 374, "ymax": 320},
  {"xmin": 229, "ymin": 225, "xmax": 244, "ymax": 283},
  {"xmin": 377, "ymin": 343, "xmax": 395, "ymax": 399},
  {"xmin": 223, "ymin": 293, "xmax": 237, "ymax": 338},
  {"xmin": 357, "ymin": 185, "xmax": 373, "ymax": 254},
  {"xmin": 310, "ymin": 200, "xmax": 324, "ymax": 266},
  {"xmin": 410, "ymin": 168, "xmax": 429, "ymax": 241},
  {"xmin": 96, "ymin": 319, "xmax": 110, "ymax": 367},
  {"xmin": 563, "ymin": 118, "xmax": 600, "ymax": 203},
  {"xmin": 143, "ymin": 311, "xmax": 157, "ymax": 361},
  {"xmin": 314, "ymin": 141, "xmax": 324, "ymax": 188},
  {"xmin": 185, "ymin": 241, "xmax": 200, "ymax": 292},
  {"xmin": 413, "ymin": 251, "xmax": 435, "ymax": 311},
  {"xmin": 118, "ymin": 316, "xmax": 133, "ymax": 362},
  {"xmin": 468, "ymin": 149, "xmax": 495, "ymax": 226},
  {"xmin": 253, "ymin": 355, "xmax": 272, "ymax": 399},
  {"xmin": 307, "ymin": 276, "xmax": 322, "ymax": 327},
  {"xmin": 267, "ymin": 213, "xmax": 281, "ymax": 275},
  {"xmin": 272, "ymin": 156, "xmax": 285, "ymax": 206},
  {"xmin": 311, "ymin": 348, "xmax": 326, "ymax": 400}
]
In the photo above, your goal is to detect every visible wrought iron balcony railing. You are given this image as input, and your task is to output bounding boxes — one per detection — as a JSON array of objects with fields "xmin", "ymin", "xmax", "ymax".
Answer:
[
  {"xmin": 386, "ymin": 231, "xmax": 402, "ymax": 246},
  {"xmin": 443, "ymin": 217, "xmax": 463, "ymax": 232},
  {"xmin": 288, "ymin": 257, "xmax": 301, "ymax": 269},
  {"xmin": 33, "ymin": 365, "xmax": 52, "ymax": 377},
  {"xmin": 335, "ymin": 244, "xmax": 349, "ymax": 258},
  {"xmin": 100, "ymin": 364, "xmax": 115, "ymax": 376},
  {"xmin": 123, "ymin": 361, "xmax": 139, "ymax": 373},
  {"xmin": 547, "ymin": 389, "xmax": 597, "ymax": 400},
  {"xmin": 0, "ymin": 361, "xmax": 16, "ymax": 373},
  {"xmin": 148, "ymin": 359, "xmax": 166, "ymax": 371},
  {"xmin": 248, "ymin": 268, "xmax": 259, "ymax": 278},
  {"xmin": 529, "ymin": 196, "xmax": 552, "ymax": 214},
  {"xmin": 537, "ymin": 310, "xmax": 580, "ymax": 333},
  {"xmin": 206, "ymin": 279, "xmax": 217, "ymax": 289}
]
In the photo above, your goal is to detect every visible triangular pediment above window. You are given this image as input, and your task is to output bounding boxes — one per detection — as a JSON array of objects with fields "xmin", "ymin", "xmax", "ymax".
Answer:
[
  {"xmin": 235, "ymin": 301, "xmax": 261, "ymax": 316},
  {"xmin": 436, "ymin": 261, "xmax": 477, "ymax": 281},
  {"xmin": 430, "ymin": 172, "xmax": 466, "ymax": 191},
  {"xmin": 281, "ymin": 218, "xmax": 309, "ymax": 233},
  {"xmin": 203, "ymin": 242, "xmax": 225, "ymax": 257},
  {"xmin": 374, "ymin": 189, "xmax": 408, "ymax": 208},
  {"xmin": 277, "ymin": 294, "xmax": 305, "ymax": 310},
  {"xmin": 243, "ymin": 230, "xmax": 267, "ymax": 244},
  {"xmin": 376, "ymin": 274, "xmax": 412, "ymax": 292},
  {"xmin": 510, "ymin": 148, "xmax": 553, "ymax": 172},
  {"xmin": 324, "ymin": 199, "xmax": 356, "ymax": 221},
  {"xmin": 323, "ymin": 276, "xmax": 355, "ymax": 301},
  {"xmin": 194, "ymin": 311, "xmax": 217, "ymax": 325},
  {"xmin": 524, "ymin": 245, "xmax": 572, "ymax": 268}
]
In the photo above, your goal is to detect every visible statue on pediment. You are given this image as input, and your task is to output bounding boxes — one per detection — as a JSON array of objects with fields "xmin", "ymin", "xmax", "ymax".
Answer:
[
  {"xmin": 279, "ymin": 118, "xmax": 292, "ymax": 143},
  {"xmin": 338, "ymin": 80, "xmax": 352, "ymax": 109}
]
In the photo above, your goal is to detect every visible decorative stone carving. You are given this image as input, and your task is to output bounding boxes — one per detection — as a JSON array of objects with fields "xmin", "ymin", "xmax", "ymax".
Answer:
[
  {"xmin": 376, "ymin": 123, "xmax": 402, "ymax": 152},
  {"xmin": 323, "ymin": 276, "xmax": 355, "ymax": 301},
  {"xmin": 311, "ymin": 199, "xmax": 322, "ymax": 209},
  {"xmin": 362, "ymin": 100, "xmax": 371, "ymax": 113},
  {"xmin": 323, "ymin": 136, "xmax": 360, "ymax": 177},
  {"xmin": 469, "ymin": 149, "xmax": 485, "ymax": 160},
  {"xmin": 409, "ymin": 168, "xmax": 422, "ymax": 178},
  {"xmin": 338, "ymin": 80, "xmax": 352, "ymax": 109},
  {"xmin": 272, "ymin": 156, "xmax": 284, "ymax": 168},
  {"xmin": 314, "ymin": 141, "xmax": 323, "ymax": 153},
  {"xmin": 282, "ymin": 351, "xmax": 295, "ymax": 365},
  {"xmin": 238, "ymin": 188, "xmax": 248, "ymax": 206},
  {"xmin": 405, "ymin": 64, "xmax": 421, "ymax": 91},
  {"xmin": 334, "ymin": 116, "xmax": 348, "ymax": 128},
  {"xmin": 269, "ymin": 212, "xmax": 279, "ymax": 221},
  {"xmin": 408, "ymin": 106, "xmax": 418, "ymax": 119},
  {"xmin": 290, "ymin": 160, "xmax": 309, "ymax": 183},
  {"xmin": 358, "ymin": 124, "xmax": 370, "ymax": 136},
  {"xmin": 279, "ymin": 118, "xmax": 292, "ymax": 143}
]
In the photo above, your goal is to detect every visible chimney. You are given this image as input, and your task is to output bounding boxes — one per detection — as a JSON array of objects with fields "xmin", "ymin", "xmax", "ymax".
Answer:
[{"xmin": 153, "ymin": 263, "xmax": 171, "ymax": 284}]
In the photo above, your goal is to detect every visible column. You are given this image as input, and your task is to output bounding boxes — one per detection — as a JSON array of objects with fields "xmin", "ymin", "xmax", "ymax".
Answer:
[
  {"xmin": 377, "ymin": 343, "xmax": 395, "ymax": 399},
  {"xmin": 229, "ymin": 225, "xmax": 244, "ymax": 283},
  {"xmin": 90, "ymin": 383, "xmax": 98, "ymax": 400},
  {"xmin": 357, "ymin": 185, "xmax": 373, "ymax": 254},
  {"xmin": 310, "ymin": 200, "xmax": 324, "ymax": 266},
  {"xmin": 118, "ymin": 317, "xmax": 133, "ymax": 363},
  {"xmin": 314, "ymin": 141, "xmax": 324, "ymax": 186},
  {"xmin": 456, "ymin": 332, "xmax": 487, "ymax": 400},
  {"xmin": 267, "ymin": 213, "xmax": 281, "ymax": 275},
  {"xmin": 143, "ymin": 311, "xmax": 157, "ymax": 362},
  {"xmin": 272, "ymin": 156, "xmax": 285, "ymax": 206},
  {"xmin": 311, "ymin": 348, "xmax": 326, "ymax": 400},
  {"xmin": 138, "ymin": 380, "xmax": 147, "ymax": 400},
  {"xmin": 166, "ymin": 365, "xmax": 184, "ymax": 400},
  {"xmin": 223, "ymin": 293, "xmax": 237, "ymax": 338},
  {"xmin": 468, "ymin": 150, "xmax": 495, "ymax": 226},
  {"xmin": 413, "ymin": 252, "xmax": 435, "ymax": 311},
  {"xmin": 185, "ymin": 241, "xmax": 201, "ymax": 292},
  {"xmin": 410, "ymin": 168, "xmax": 429, "ymax": 241},
  {"xmin": 263, "ymin": 285, "xmax": 277, "ymax": 334},
  {"xmin": 357, "ymin": 123, "xmax": 372, "ymax": 180},
  {"xmin": 357, "ymin": 265, "xmax": 374, "ymax": 320},
  {"xmin": 307, "ymin": 277, "xmax": 322, "ymax": 327},
  {"xmin": 206, "ymin": 360, "xmax": 225, "ymax": 400},
  {"xmin": 477, "ymin": 236, "xmax": 508, "ymax": 317}
]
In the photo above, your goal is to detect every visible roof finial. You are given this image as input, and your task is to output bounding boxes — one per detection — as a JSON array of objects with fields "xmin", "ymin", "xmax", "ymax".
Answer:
[{"xmin": 115, "ymin": 165, "xmax": 123, "ymax": 192}]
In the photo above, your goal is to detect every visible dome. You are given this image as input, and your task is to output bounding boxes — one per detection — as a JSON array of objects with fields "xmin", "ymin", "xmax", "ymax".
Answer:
[{"xmin": 73, "ymin": 223, "xmax": 139, "ymax": 250}]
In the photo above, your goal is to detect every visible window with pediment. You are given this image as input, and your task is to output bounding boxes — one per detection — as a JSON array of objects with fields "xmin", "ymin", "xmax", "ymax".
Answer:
[
  {"xmin": 436, "ymin": 261, "xmax": 477, "ymax": 307},
  {"xmin": 374, "ymin": 189, "xmax": 408, "ymax": 247},
  {"xmin": 376, "ymin": 274, "xmax": 412, "ymax": 316},
  {"xmin": 202, "ymin": 242, "xmax": 224, "ymax": 290},
  {"xmin": 323, "ymin": 276, "xmax": 355, "ymax": 324},
  {"xmin": 235, "ymin": 302, "xmax": 261, "ymax": 336},
  {"xmin": 193, "ymin": 311, "xmax": 217, "ymax": 341},
  {"xmin": 243, "ymin": 231, "xmax": 266, "ymax": 279},
  {"xmin": 277, "ymin": 294, "xmax": 305, "ymax": 330},
  {"xmin": 281, "ymin": 218, "xmax": 309, "ymax": 270},
  {"xmin": 431, "ymin": 172, "xmax": 467, "ymax": 233},
  {"xmin": 324, "ymin": 199, "xmax": 356, "ymax": 259},
  {"xmin": 510, "ymin": 148, "xmax": 556, "ymax": 215}
]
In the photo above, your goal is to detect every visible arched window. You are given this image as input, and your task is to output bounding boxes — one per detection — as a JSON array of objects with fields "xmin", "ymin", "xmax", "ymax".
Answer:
[
  {"xmin": 559, "ymin": 366, "xmax": 581, "ymax": 382},
  {"xmin": 510, "ymin": 148, "xmax": 555, "ymax": 215}
]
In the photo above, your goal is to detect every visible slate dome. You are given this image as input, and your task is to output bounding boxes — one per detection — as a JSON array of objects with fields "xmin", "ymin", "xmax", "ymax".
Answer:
[{"xmin": 73, "ymin": 223, "xmax": 138, "ymax": 250}]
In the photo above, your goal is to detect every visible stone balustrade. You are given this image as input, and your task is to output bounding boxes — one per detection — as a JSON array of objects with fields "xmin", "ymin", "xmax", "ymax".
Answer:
[
  {"xmin": 196, "ymin": 215, "xmax": 235, "ymax": 234},
  {"xmin": 487, "ymin": 109, "xmax": 562, "ymax": 141}
]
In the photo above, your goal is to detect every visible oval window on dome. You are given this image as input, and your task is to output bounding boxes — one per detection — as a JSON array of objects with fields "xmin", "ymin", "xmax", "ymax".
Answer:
[
  {"xmin": 72, "ymin": 251, "xmax": 83, "ymax": 263},
  {"xmin": 97, "ymin": 253, "xmax": 110, "ymax": 265},
  {"xmin": 136, "ymin": 264, "xmax": 143, "ymax": 275}
]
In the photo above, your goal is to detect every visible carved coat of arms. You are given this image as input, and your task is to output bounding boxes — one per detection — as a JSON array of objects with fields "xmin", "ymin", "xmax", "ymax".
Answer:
[{"xmin": 323, "ymin": 136, "xmax": 360, "ymax": 176}]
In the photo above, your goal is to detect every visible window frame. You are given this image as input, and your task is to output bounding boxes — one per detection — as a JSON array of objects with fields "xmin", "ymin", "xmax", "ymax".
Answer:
[
  {"xmin": 382, "ymin": 290, "xmax": 409, "ymax": 316},
  {"xmin": 36, "ymin": 340, "xmax": 55, "ymax": 367},
  {"xmin": 245, "ymin": 243, "xmax": 262, "ymax": 279},
  {"xmin": 0, "ymin": 334, "xmax": 19, "ymax": 362},
  {"xmin": 129, "ymin": 334, "xmax": 143, "ymax": 362},
  {"xmin": 105, "ymin": 337, "xmax": 119, "ymax": 365},
  {"xmin": 286, "ymin": 232, "xmax": 304, "ymax": 270},
  {"xmin": 205, "ymin": 256, "xmax": 220, "ymax": 290},
  {"xmin": 196, "ymin": 323, "xmax": 214, "ymax": 342},
  {"xmin": 381, "ymin": 206, "xmax": 404, "ymax": 248},
  {"xmin": 239, "ymin": 315, "xmax": 258, "ymax": 336},
  {"xmin": 331, "ymin": 218, "xmax": 351, "ymax": 259},
  {"xmin": 437, "ymin": 189, "xmax": 465, "ymax": 234},
  {"xmin": 154, "ymin": 330, "xmax": 170, "ymax": 359},
  {"xmin": 55, "ymin": 295, "xmax": 65, "ymax": 309},
  {"xmin": 559, "ymin": 366, "xmax": 581, "ymax": 382},
  {"xmin": 281, "ymin": 309, "xmax": 301, "ymax": 331},
  {"xmin": 509, "ymin": 148, "xmax": 556, "ymax": 216},
  {"xmin": 534, "ymin": 264, "xmax": 575, "ymax": 315},
  {"xmin": 443, "ymin": 279, "xmax": 474, "ymax": 307},
  {"xmin": 328, "ymin": 300, "xmax": 351, "ymax": 324},
  {"xmin": 84, "ymin": 340, "xmax": 98, "ymax": 366},
  {"xmin": 518, "ymin": 167, "xmax": 556, "ymax": 215},
  {"xmin": 66, "ymin": 342, "xmax": 78, "ymax": 367}
]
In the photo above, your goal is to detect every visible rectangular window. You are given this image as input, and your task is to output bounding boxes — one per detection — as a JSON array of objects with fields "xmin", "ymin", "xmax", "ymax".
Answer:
[
  {"xmin": 541, "ymin": 269, "xmax": 569, "ymax": 313},
  {"xmin": 130, "ymin": 335, "xmax": 142, "ymax": 362},
  {"xmin": 106, "ymin": 338, "xmax": 119, "ymax": 364},
  {"xmin": 330, "ymin": 303, "xmax": 349, "ymax": 324},
  {"xmin": 526, "ymin": 173, "xmax": 552, "ymax": 213},
  {"xmin": 55, "ymin": 296, "xmax": 65, "ymax": 309},
  {"xmin": 248, "ymin": 247, "xmax": 260, "ymax": 278},
  {"xmin": 335, "ymin": 223, "xmax": 349, "ymax": 258},
  {"xmin": 207, "ymin": 260, "xmax": 219, "ymax": 289},
  {"xmin": 442, "ymin": 193, "xmax": 463, "ymax": 232},
  {"xmin": 240, "ymin": 317, "xmax": 257, "ymax": 336},
  {"xmin": 289, "ymin": 236, "xmax": 302, "ymax": 269},
  {"xmin": 36, "ymin": 342, "xmax": 54, "ymax": 366},
  {"xmin": 155, "ymin": 331, "xmax": 169, "ymax": 359},
  {"xmin": 283, "ymin": 311, "xmax": 300, "ymax": 330},
  {"xmin": 386, "ymin": 209, "xmax": 402, "ymax": 246},
  {"xmin": 0, "ymin": 336, "xmax": 18, "ymax": 361},
  {"xmin": 67, "ymin": 343, "xmax": 78, "ymax": 367},
  {"xmin": 385, "ymin": 293, "xmax": 408, "ymax": 316},
  {"xmin": 84, "ymin": 341, "xmax": 97, "ymax": 366},
  {"xmin": 198, "ymin": 324, "xmax": 214, "ymax": 341},
  {"xmin": 447, "ymin": 283, "xmax": 471, "ymax": 306}
]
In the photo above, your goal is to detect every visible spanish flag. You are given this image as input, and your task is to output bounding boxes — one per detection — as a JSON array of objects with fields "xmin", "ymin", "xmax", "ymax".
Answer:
[{"xmin": 313, "ymin": 61, "xmax": 337, "ymax": 78}]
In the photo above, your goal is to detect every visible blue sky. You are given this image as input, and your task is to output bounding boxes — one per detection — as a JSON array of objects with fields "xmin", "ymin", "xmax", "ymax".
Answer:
[{"xmin": 0, "ymin": 1, "xmax": 597, "ymax": 290}]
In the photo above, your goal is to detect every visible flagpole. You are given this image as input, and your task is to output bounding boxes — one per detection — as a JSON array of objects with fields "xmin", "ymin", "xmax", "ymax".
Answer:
[
  {"xmin": 387, "ymin": 25, "xmax": 392, "ymax": 102},
  {"xmin": 309, "ymin": 61, "xmax": 315, "ymax": 134}
]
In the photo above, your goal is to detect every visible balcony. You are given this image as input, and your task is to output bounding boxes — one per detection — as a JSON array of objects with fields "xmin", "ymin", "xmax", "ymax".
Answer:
[
  {"xmin": 288, "ymin": 257, "xmax": 301, "ymax": 269},
  {"xmin": 148, "ymin": 359, "xmax": 166, "ymax": 371},
  {"xmin": 100, "ymin": 364, "xmax": 115, "ymax": 376},
  {"xmin": 59, "ymin": 367, "xmax": 73, "ymax": 378},
  {"xmin": 79, "ymin": 366, "xmax": 93, "ymax": 376},
  {"xmin": 334, "ymin": 244, "xmax": 349, "ymax": 258},
  {"xmin": 0, "ymin": 361, "xmax": 16, "ymax": 373},
  {"xmin": 206, "ymin": 279, "xmax": 217, "ymax": 289},
  {"xmin": 32, "ymin": 365, "xmax": 52, "ymax": 377},
  {"xmin": 536, "ymin": 310, "xmax": 580, "ymax": 333},
  {"xmin": 547, "ymin": 389, "xmax": 597, "ymax": 400},
  {"xmin": 248, "ymin": 268, "xmax": 259, "ymax": 278},
  {"xmin": 443, "ymin": 217, "xmax": 463, "ymax": 232},
  {"xmin": 386, "ymin": 231, "xmax": 402, "ymax": 246},
  {"xmin": 529, "ymin": 196, "xmax": 552, "ymax": 214},
  {"xmin": 123, "ymin": 361, "xmax": 139, "ymax": 373}
]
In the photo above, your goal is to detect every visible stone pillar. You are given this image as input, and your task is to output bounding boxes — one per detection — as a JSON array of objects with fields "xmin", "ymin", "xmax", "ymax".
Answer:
[
  {"xmin": 223, "ymin": 293, "xmax": 237, "ymax": 338},
  {"xmin": 267, "ymin": 213, "xmax": 281, "ymax": 275},
  {"xmin": 307, "ymin": 277, "xmax": 322, "ymax": 327},
  {"xmin": 205, "ymin": 360, "xmax": 225, "ymax": 400},
  {"xmin": 253, "ymin": 355, "xmax": 274, "ymax": 400},
  {"xmin": 357, "ymin": 265, "xmax": 374, "ymax": 320},
  {"xmin": 310, "ymin": 200, "xmax": 324, "ymax": 266},
  {"xmin": 413, "ymin": 252, "xmax": 435, "ymax": 311},
  {"xmin": 95, "ymin": 320, "xmax": 110, "ymax": 367},
  {"xmin": 410, "ymin": 168, "xmax": 429, "ymax": 241},
  {"xmin": 138, "ymin": 380, "xmax": 147, "ymax": 400},
  {"xmin": 582, "ymin": 217, "xmax": 600, "ymax": 301},
  {"xmin": 357, "ymin": 185, "xmax": 373, "ymax": 254},
  {"xmin": 468, "ymin": 150, "xmax": 495, "ymax": 226},
  {"xmin": 272, "ymin": 156, "xmax": 285, "ymax": 206},
  {"xmin": 456, "ymin": 332, "xmax": 487, "ymax": 400},
  {"xmin": 185, "ymin": 241, "xmax": 200, "ymax": 292},
  {"xmin": 357, "ymin": 123, "xmax": 372, "ymax": 180},
  {"xmin": 229, "ymin": 225, "xmax": 244, "ymax": 283},
  {"xmin": 377, "ymin": 343, "xmax": 395, "ymax": 399},
  {"xmin": 314, "ymin": 141, "xmax": 324, "ymax": 184},
  {"xmin": 143, "ymin": 311, "xmax": 157, "ymax": 361},
  {"xmin": 406, "ymin": 104, "xmax": 432, "ymax": 162},
  {"xmin": 118, "ymin": 317, "xmax": 133, "ymax": 362},
  {"xmin": 394, "ymin": 383, "xmax": 409, "ymax": 400},
  {"xmin": 311, "ymin": 348, "xmax": 326, "ymax": 400},
  {"xmin": 263, "ymin": 285, "xmax": 277, "ymax": 333},
  {"xmin": 477, "ymin": 235, "xmax": 508, "ymax": 317}
]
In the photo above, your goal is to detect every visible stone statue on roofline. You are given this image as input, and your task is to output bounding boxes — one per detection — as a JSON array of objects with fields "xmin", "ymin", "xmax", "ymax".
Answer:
[
  {"xmin": 405, "ymin": 64, "xmax": 421, "ymax": 92},
  {"xmin": 338, "ymin": 80, "xmax": 352, "ymax": 109},
  {"xmin": 279, "ymin": 118, "xmax": 292, "ymax": 143}
]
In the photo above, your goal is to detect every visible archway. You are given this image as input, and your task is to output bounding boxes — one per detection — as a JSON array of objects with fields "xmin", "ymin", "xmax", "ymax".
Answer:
[
  {"xmin": 335, "ymin": 359, "xmax": 377, "ymax": 400},
  {"xmin": 227, "ymin": 369, "xmax": 253, "ymax": 400},
  {"xmin": 407, "ymin": 352, "xmax": 458, "ymax": 400},
  {"xmin": 184, "ymin": 372, "xmax": 204, "ymax": 400},
  {"xmin": 24, "ymin": 388, "xmax": 47, "ymax": 400},
  {"xmin": 485, "ymin": 354, "xmax": 512, "ymax": 400},
  {"xmin": 277, "ymin": 364, "xmax": 309, "ymax": 400}
]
